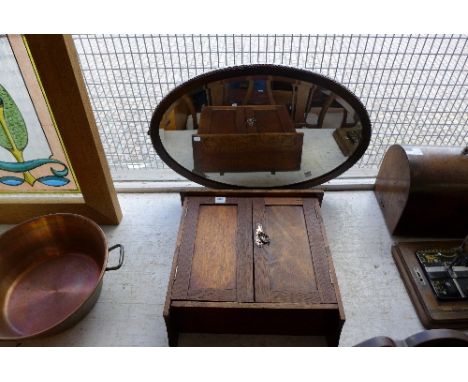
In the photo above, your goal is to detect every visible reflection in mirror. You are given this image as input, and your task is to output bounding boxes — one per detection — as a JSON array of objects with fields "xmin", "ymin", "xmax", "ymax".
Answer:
[{"xmin": 156, "ymin": 71, "xmax": 367, "ymax": 188}]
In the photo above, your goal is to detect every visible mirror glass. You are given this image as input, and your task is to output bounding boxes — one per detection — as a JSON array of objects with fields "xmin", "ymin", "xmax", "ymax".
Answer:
[{"xmin": 150, "ymin": 66, "xmax": 370, "ymax": 188}]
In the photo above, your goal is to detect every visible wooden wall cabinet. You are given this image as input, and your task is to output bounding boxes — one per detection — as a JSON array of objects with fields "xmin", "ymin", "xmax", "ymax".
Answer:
[{"xmin": 164, "ymin": 190, "xmax": 345, "ymax": 346}]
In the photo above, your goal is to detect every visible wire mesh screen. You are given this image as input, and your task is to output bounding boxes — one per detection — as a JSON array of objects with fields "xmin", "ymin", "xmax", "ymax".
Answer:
[{"xmin": 73, "ymin": 34, "xmax": 468, "ymax": 179}]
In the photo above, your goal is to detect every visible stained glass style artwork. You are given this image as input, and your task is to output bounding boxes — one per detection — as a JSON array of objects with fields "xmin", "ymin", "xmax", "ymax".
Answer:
[{"xmin": 0, "ymin": 35, "xmax": 79, "ymax": 192}]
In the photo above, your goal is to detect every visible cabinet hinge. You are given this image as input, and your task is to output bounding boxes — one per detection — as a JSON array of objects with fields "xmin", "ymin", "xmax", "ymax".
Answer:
[
  {"xmin": 329, "ymin": 269, "xmax": 335, "ymax": 284},
  {"xmin": 173, "ymin": 266, "xmax": 178, "ymax": 282}
]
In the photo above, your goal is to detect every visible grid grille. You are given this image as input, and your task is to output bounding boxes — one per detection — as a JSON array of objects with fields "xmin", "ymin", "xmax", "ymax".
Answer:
[{"xmin": 73, "ymin": 34, "xmax": 468, "ymax": 178}]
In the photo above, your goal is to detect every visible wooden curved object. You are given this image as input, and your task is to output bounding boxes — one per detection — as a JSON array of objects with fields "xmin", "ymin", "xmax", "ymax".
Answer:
[{"xmin": 375, "ymin": 145, "xmax": 468, "ymax": 237}]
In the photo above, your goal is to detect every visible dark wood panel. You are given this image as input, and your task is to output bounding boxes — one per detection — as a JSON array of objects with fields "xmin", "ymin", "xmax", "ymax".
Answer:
[
  {"xmin": 171, "ymin": 301, "xmax": 340, "ymax": 310},
  {"xmin": 171, "ymin": 197, "xmax": 201, "ymax": 300},
  {"xmin": 199, "ymin": 105, "xmax": 295, "ymax": 134},
  {"xmin": 254, "ymin": 198, "xmax": 322, "ymax": 303},
  {"xmin": 172, "ymin": 197, "xmax": 253, "ymax": 302},
  {"xmin": 163, "ymin": 199, "xmax": 189, "ymax": 346},
  {"xmin": 211, "ymin": 108, "xmax": 237, "ymax": 134},
  {"xmin": 192, "ymin": 132, "xmax": 303, "ymax": 173},
  {"xmin": 197, "ymin": 106, "xmax": 213, "ymax": 134},
  {"xmin": 192, "ymin": 104, "xmax": 302, "ymax": 173},
  {"xmin": 263, "ymin": 197, "xmax": 304, "ymax": 205},
  {"xmin": 236, "ymin": 196, "xmax": 254, "ymax": 302},
  {"xmin": 189, "ymin": 205, "xmax": 237, "ymax": 290},
  {"xmin": 303, "ymin": 198, "xmax": 337, "ymax": 304},
  {"xmin": 265, "ymin": 205, "xmax": 317, "ymax": 293},
  {"xmin": 254, "ymin": 109, "xmax": 281, "ymax": 132},
  {"xmin": 170, "ymin": 303, "xmax": 343, "ymax": 346}
]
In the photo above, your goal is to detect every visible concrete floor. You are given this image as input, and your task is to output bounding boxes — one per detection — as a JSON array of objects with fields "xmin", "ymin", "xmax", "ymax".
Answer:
[{"xmin": 0, "ymin": 191, "xmax": 428, "ymax": 346}]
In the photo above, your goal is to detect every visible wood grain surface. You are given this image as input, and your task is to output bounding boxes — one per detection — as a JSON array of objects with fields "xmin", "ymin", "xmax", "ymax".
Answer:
[
  {"xmin": 171, "ymin": 196, "xmax": 253, "ymax": 302},
  {"xmin": 254, "ymin": 200, "xmax": 320, "ymax": 303},
  {"xmin": 193, "ymin": 105, "xmax": 302, "ymax": 173},
  {"xmin": 166, "ymin": 191, "xmax": 344, "ymax": 345},
  {"xmin": 190, "ymin": 205, "xmax": 237, "ymax": 290},
  {"xmin": 375, "ymin": 145, "xmax": 468, "ymax": 237}
]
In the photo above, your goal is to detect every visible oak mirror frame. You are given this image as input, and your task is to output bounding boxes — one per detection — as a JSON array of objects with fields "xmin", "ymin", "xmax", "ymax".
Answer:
[
  {"xmin": 150, "ymin": 64, "xmax": 371, "ymax": 189},
  {"xmin": 0, "ymin": 35, "xmax": 121, "ymax": 224}
]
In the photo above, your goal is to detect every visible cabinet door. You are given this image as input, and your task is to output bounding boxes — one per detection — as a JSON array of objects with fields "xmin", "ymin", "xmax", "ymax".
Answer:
[
  {"xmin": 172, "ymin": 197, "xmax": 253, "ymax": 302},
  {"xmin": 253, "ymin": 197, "xmax": 337, "ymax": 304}
]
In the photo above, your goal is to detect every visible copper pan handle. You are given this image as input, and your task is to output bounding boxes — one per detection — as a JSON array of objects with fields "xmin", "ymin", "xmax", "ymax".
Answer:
[{"xmin": 106, "ymin": 244, "xmax": 125, "ymax": 271}]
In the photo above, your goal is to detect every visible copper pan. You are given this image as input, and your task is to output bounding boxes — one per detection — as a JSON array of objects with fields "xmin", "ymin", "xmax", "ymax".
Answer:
[{"xmin": 0, "ymin": 213, "xmax": 124, "ymax": 340}]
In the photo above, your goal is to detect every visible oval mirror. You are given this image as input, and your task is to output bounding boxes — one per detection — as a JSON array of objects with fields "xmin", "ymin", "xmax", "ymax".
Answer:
[{"xmin": 149, "ymin": 65, "xmax": 371, "ymax": 189}]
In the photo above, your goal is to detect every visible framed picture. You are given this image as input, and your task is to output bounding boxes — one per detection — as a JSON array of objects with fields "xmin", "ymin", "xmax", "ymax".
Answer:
[{"xmin": 0, "ymin": 35, "xmax": 121, "ymax": 224}]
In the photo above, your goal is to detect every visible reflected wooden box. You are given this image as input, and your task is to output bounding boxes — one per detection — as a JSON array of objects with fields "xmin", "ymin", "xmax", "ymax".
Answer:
[
  {"xmin": 163, "ymin": 190, "xmax": 345, "ymax": 346},
  {"xmin": 192, "ymin": 105, "xmax": 303, "ymax": 173}
]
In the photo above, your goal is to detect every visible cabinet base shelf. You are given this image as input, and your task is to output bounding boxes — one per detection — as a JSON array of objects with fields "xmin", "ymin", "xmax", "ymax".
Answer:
[{"xmin": 165, "ymin": 301, "xmax": 344, "ymax": 346}]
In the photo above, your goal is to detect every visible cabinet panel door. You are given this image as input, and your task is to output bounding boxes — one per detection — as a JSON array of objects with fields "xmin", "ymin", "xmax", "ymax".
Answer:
[
  {"xmin": 253, "ymin": 197, "xmax": 337, "ymax": 304},
  {"xmin": 172, "ymin": 197, "xmax": 253, "ymax": 302}
]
